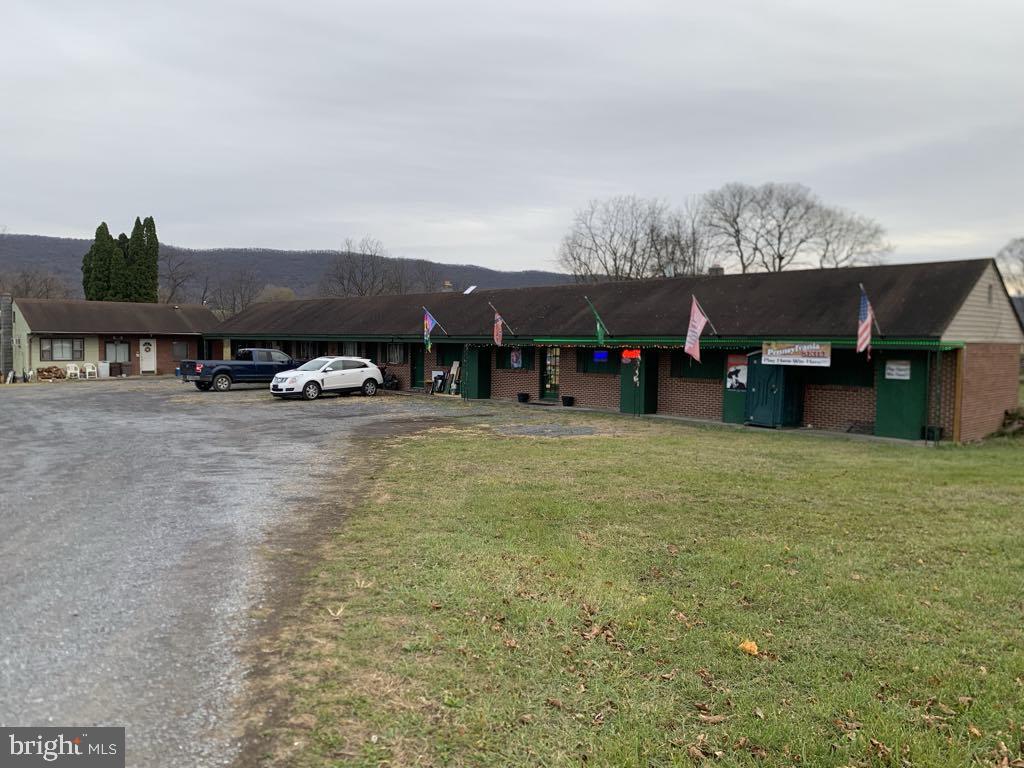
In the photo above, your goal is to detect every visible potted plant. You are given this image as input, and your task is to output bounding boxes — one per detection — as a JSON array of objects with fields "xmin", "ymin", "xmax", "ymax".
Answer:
[
  {"xmin": 561, "ymin": 395, "xmax": 575, "ymax": 407},
  {"xmin": 517, "ymin": 392, "xmax": 530, "ymax": 403}
]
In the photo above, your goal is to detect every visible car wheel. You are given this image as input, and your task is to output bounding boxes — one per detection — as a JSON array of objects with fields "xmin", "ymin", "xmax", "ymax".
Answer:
[
  {"xmin": 194, "ymin": 381, "xmax": 212, "ymax": 391},
  {"xmin": 362, "ymin": 379, "xmax": 378, "ymax": 396},
  {"xmin": 302, "ymin": 381, "xmax": 321, "ymax": 401},
  {"xmin": 212, "ymin": 374, "xmax": 232, "ymax": 392}
]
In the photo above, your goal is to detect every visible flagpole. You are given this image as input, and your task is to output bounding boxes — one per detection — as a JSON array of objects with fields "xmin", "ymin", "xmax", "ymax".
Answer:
[
  {"xmin": 422, "ymin": 306, "xmax": 450, "ymax": 336},
  {"xmin": 693, "ymin": 295, "xmax": 719, "ymax": 336},
  {"xmin": 584, "ymin": 295, "xmax": 611, "ymax": 336},
  {"xmin": 487, "ymin": 302, "xmax": 516, "ymax": 335},
  {"xmin": 858, "ymin": 283, "xmax": 883, "ymax": 335}
]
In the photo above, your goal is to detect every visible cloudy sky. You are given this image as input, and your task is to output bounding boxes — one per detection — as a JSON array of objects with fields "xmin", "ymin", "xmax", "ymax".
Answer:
[{"xmin": 3, "ymin": 0, "xmax": 1022, "ymax": 271}]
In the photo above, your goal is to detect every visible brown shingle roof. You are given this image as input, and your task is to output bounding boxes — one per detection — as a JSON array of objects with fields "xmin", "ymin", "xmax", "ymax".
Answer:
[
  {"xmin": 212, "ymin": 259, "xmax": 992, "ymax": 341},
  {"xmin": 15, "ymin": 299, "xmax": 217, "ymax": 335}
]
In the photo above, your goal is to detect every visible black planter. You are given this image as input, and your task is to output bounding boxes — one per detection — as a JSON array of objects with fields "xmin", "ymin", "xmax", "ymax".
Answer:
[
  {"xmin": 517, "ymin": 392, "xmax": 530, "ymax": 403},
  {"xmin": 561, "ymin": 395, "xmax": 575, "ymax": 407}
]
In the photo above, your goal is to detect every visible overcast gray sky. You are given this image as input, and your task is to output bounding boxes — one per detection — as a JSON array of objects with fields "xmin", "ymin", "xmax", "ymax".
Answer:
[{"xmin": 3, "ymin": 0, "xmax": 1022, "ymax": 271}]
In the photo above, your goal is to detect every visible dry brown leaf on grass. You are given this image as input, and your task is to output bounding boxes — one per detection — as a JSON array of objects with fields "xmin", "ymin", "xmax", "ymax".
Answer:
[
  {"xmin": 754, "ymin": 707, "xmax": 765, "ymax": 719},
  {"xmin": 545, "ymin": 698, "xmax": 564, "ymax": 710},
  {"xmin": 503, "ymin": 637, "xmax": 518, "ymax": 649},
  {"xmin": 698, "ymin": 713, "xmax": 728, "ymax": 724},
  {"xmin": 738, "ymin": 639, "xmax": 759, "ymax": 656},
  {"xmin": 967, "ymin": 724, "xmax": 982, "ymax": 738}
]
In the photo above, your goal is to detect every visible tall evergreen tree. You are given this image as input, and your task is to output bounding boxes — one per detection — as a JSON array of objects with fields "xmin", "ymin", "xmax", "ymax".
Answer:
[
  {"xmin": 127, "ymin": 217, "xmax": 147, "ymax": 301},
  {"xmin": 105, "ymin": 235, "xmax": 129, "ymax": 301},
  {"xmin": 142, "ymin": 216, "xmax": 159, "ymax": 302},
  {"xmin": 82, "ymin": 223, "xmax": 115, "ymax": 300}
]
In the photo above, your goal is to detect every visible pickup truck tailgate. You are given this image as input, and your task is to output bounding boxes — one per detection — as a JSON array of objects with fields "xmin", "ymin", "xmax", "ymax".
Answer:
[{"xmin": 180, "ymin": 361, "xmax": 201, "ymax": 375}]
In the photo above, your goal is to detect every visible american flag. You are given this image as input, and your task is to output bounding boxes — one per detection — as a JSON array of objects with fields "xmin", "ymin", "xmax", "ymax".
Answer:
[{"xmin": 857, "ymin": 285, "xmax": 874, "ymax": 359}]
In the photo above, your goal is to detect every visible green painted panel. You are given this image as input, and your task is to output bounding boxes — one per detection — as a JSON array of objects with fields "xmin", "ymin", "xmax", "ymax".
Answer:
[
  {"xmin": 619, "ymin": 351, "xmax": 657, "ymax": 415},
  {"xmin": 461, "ymin": 347, "xmax": 491, "ymax": 399},
  {"xmin": 722, "ymin": 391, "xmax": 746, "ymax": 423},
  {"xmin": 874, "ymin": 353, "xmax": 927, "ymax": 439}
]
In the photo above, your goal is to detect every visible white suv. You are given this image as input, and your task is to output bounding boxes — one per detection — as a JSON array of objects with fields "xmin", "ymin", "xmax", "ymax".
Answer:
[{"xmin": 270, "ymin": 356, "xmax": 384, "ymax": 400}]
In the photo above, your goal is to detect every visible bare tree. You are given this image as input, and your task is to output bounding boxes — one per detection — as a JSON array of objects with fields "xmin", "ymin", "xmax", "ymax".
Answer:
[
  {"xmin": 703, "ymin": 182, "xmax": 890, "ymax": 273},
  {"xmin": 0, "ymin": 269, "xmax": 72, "ymax": 298},
  {"xmin": 756, "ymin": 183, "xmax": 821, "ymax": 272},
  {"xmin": 159, "ymin": 249, "xmax": 197, "ymax": 303},
  {"xmin": 649, "ymin": 197, "xmax": 714, "ymax": 277},
  {"xmin": 702, "ymin": 183, "xmax": 767, "ymax": 274},
  {"xmin": 411, "ymin": 259, "xmax": 441, "ymax": 292},
  {"xmin": 996, "ymin": 238, "xmax": 1024, "ymax": 293},
  {"xmin": 211, "ymin": 269, "xmax": 261, "ymax": 315},
  {"xmin": 318, "ymin": 237, "xmax": 393, "ymax": 296},
  {"xmin": 816, "ymin": 208, "xmax": 891, "ymax": 268},
  {"xmin": 558, "ymin": 196, "xmax": 669, "ymax": 282}
]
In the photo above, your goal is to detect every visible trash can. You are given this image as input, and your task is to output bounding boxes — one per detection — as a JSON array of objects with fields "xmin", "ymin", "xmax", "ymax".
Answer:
[{"xmin": 98, "ymin": 361, "xmax": 110, "ymax": 379}]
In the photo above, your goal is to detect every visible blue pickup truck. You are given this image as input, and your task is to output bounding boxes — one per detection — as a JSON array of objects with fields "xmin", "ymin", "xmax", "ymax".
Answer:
[{"xmin": 180, "ymin": 348, "xmax": 300, "ymax": 391}]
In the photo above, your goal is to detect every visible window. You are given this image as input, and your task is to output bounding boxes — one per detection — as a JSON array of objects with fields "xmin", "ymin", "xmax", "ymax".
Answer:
[
  {"xmin": 576, "ymin": 348, "xmax": 621, "ymax": 374},
  {"xmin": 386, "ymin": 343, "xmax": 407, "ymax": 364},
  {"xmin": 495, "ymin": 347, "xmax": 534, "ymax": 370},
  {"xmin": 343, "ymin": 360, "xmax": 368, "ymax": 370},
  {"xmin": 342, "ymin": 342, "xmax": 359, "ymax": 356},
  {"xmin": 171, "ymin": 341, "xmax": 190, "ymax": 360},
  {"xmin": 271, "ymin": 350, "xmax": 291, "ymax": 363},
  {"xmin": 40, "ymin": 337, "xmax": 84, "ymax": 362},
  {"xmin": 253, "ymin": 350, "xmax": 272, "ymax": 362},
  {"xmin": 105, "ymin": 341, "xmax": 130, "ymax": 362},
  {"xmin": 436, "ymin": 343, "xmax": 463, "ymax": 366},
  {"xmin": 293, "ymin": 341, "xmax": 324, "ymax": 359},
  {"xmin": 670, "ymin": 349, "xmax": 725, "ymax": 379},
  {"xmin": 804, "ymin": 350, "xmax": 874, "ymax": 387},
  {"xmin": 324, "ymin": 359, "xmax": 346, "ymax": 371}
]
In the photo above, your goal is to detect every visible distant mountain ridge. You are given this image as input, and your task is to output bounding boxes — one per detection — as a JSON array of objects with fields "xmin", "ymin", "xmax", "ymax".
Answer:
[{"xmin": 0, "ymin": 233, "xmax": 573, "ymax": 297}]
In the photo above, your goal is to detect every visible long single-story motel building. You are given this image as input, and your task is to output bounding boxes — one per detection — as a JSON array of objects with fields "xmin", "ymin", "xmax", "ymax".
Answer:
[
  {"xmin": 8, "ymin": 298, "xmax": 218, "ymax": 376},
  {"xmin": 223, "ymin": 259, "xmax": 1020, "ymax": 441}
]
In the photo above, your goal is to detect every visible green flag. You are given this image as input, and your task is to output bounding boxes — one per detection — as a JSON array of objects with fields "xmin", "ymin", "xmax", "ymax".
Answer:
[{"xmin": 584, "ymin": 296, "xmax": 608, "ymax": 344}]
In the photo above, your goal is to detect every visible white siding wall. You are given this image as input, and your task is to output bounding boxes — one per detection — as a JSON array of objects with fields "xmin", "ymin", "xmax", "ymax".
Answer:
[{"xmin": 942, "ymin": 263, "xmax": 1024, "ymax": 343}]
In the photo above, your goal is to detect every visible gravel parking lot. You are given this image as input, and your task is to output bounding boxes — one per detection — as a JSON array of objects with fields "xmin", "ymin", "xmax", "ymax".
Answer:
[{"xmin": 0, "ymin": 379, "xmax": 506, "ymax": 767}]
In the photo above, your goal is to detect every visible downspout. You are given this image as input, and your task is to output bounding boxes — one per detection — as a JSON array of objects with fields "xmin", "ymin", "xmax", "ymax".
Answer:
[{"xmin": 935, "ymin": 350, "xmax": 944, "ymax": 442}]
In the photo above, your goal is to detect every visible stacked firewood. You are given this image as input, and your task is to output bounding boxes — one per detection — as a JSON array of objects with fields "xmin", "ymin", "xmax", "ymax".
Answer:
[{"xmin": 36, "ymin": 366, "xmax": 67, "ymax": 380}]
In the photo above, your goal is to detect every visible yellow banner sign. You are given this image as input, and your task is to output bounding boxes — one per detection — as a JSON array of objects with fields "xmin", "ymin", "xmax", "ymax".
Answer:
[{"xmin": 762, "ymin": 341, "xmax": 832, "ymax": 367}]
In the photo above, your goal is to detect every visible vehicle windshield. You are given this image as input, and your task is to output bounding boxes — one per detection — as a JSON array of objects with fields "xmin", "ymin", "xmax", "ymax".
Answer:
[{"xmin": 296, "ymin": 357, "xmax": 332, "ymax": 371}]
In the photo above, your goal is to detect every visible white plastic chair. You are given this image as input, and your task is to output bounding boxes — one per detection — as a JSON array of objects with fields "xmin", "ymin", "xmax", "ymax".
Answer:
[
  {"xmin": 82, "ymin": 363, "xmax": 98, "ymax": 380},
  {"xmin": 65, "ymin": 363, "xmax": 81, "ymax": 380}
]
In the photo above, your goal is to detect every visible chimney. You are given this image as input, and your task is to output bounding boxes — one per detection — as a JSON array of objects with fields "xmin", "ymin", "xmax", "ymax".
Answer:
[
  {"xmin": 707, "ymin": 264, "xmax": 725, "ymax": 276},
  {"xmin": 441, "ymin": 280, "xmax": 454, "ymax": 293}
]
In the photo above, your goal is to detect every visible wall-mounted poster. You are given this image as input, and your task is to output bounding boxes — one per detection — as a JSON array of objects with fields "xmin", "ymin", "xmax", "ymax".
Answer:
[
  {"xmin": 762, "ymin": 341, "xmax": 832, "ymax": 367},
  {"xmin": 884, "ymin": 360, "xmax": 911, "ymax": 380},
  {"xmin": 510, "ymin": 348, "xmax": 523, "ymax": 369},
  {"xmin": 726, "ymin": 354, "xmax": 748, "ymax": 390}
]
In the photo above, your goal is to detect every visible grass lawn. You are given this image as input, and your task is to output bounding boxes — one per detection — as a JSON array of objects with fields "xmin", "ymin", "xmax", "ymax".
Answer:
[{"xmin": 260, "ymin": 417, "xmax": 1024, "ymax": 767}]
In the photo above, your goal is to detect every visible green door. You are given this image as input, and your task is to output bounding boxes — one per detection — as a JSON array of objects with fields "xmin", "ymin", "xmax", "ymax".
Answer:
[
  {"xmin": 744, "ymin": 353, "xmax": 784, "ymax": 427},
  {"xmin": 722, "ymin": 353, "xmax": 748, "ymax": 424},
  {"xmin": 875, "ymin": 353, "xmax": 927, "ymax": 439},
  {"xmin": 619, "ymin": 351, "xmax": 658, "ymax": 415},
  {"xmin": 461, "ymin": 347, "xmax": 491, "ymax": 399},
  {"xmin": 411, "ymin": 344, "xmax": 425, "ymax": 389},
  {"xmin": 539, "ymin": 347, "xmax": 560, "ymax": 400}
]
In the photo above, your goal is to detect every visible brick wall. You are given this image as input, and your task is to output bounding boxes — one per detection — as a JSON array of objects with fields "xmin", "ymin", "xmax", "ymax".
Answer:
[
  {"xmin": 97, "ymin": 335, "xmax": 198, "ymax": 375},
  {"xmin": 958, "ymin": 343, "xmax": 1021, "ymax": 442},
  {"xmin": 490, "ymin": 348, "xmax": 540, "ymax": 401},
  {"xmin": 802, "ymin": 385, "xmax": 875, "ymax": 431},
  {"xmin": 559, "ymin": 347, "xmax": 620, "ymax": 409},
  {"xmin": 655, "ymin": 353, "xmax": 723, "ymax": 420},
  {"xmin": 928, "ymin": 351, "xmax": 957, "ymax": 438}
]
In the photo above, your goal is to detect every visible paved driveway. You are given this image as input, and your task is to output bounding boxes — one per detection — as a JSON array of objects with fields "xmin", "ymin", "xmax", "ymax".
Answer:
[{"xmin": 0, "ymin": 379, "xmax": 486, "ymax": 766}]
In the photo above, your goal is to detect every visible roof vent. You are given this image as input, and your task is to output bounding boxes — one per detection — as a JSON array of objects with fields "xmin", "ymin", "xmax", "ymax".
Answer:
[
  {"xmin": 708, "ymin": 264, "xmax": 725, "ymax": 276},
  {"xmin": 463, "ymin": 285, "xmax": 477, "ymax": 294},
  {"xmin": 441, "ymin": 280, "xmax": 455, "ymax": 293}
]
